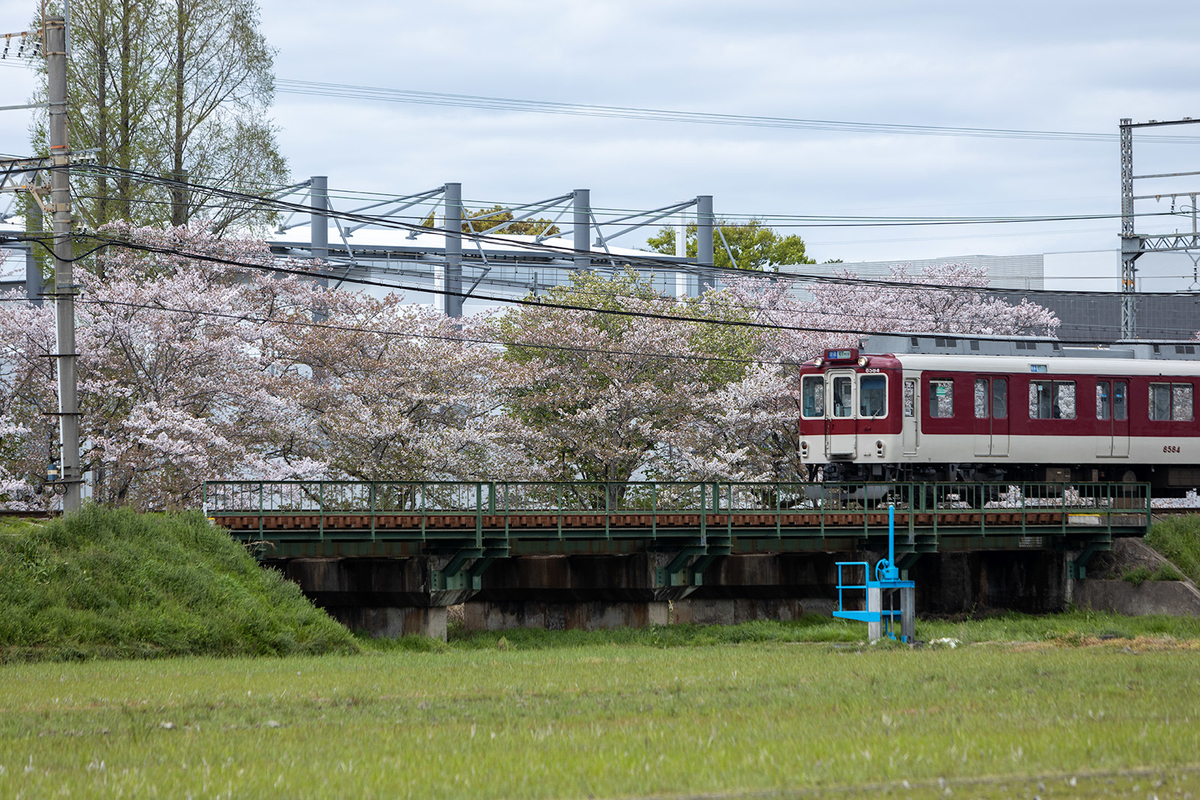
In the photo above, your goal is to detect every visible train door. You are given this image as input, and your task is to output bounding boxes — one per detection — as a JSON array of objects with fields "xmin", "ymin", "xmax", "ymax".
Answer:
[
  {"xmin": 973, "ymin": 376, "xmax": 1009, "ymax": 457},
  {"xmin": 825, "ymin": 369, "xmax": 857, "ymax": 457},
  {"xmin": 1096, "ymin": 379, "xmax": 1130, "ymax": 457},
  {"xmin": 991, "ymin": 378, "xmax": 1010, "ymax": 455},
  {"xmin": 902, "ymin": 375, "xmax": 919, "ymax": 455}
]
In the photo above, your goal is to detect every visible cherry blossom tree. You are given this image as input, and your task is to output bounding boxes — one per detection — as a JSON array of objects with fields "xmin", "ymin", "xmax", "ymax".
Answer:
[
  {"xmin": 722, "ymin": 264, "xmax": 1060, "ymax": 363},
  {"xmin": 1, "ymin": 223, "xmax": 516, "ymax": 510},
  {"xmin": 274, "ymin": 292, "xmax": 507, "ymax": 482},
  {"xmin": 493, "ymin": 270, "xmax": 723, "ymax": 491},
  {"xmin": 0, "ymin": 299, "xmax": 58, "ymax": 510},
  {"xmin": 76, "ymin": 223, "xmax": 326, "ymax": 508}
]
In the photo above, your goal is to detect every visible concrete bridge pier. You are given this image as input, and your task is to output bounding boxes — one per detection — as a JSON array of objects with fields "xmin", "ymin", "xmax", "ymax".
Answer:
[
  {"xmin": 264, "ymin": 557, "xmax": 474, "ymax": 640},
  {"xmin": 905, "ymin": 550, "xmax": 1073, "ymax": 614},
  {"xmin": 462, "ymin": 553, "xmax": 692, "ymax": 632},
  {"xmin": 672, "ymin": 553, "xmax": 843, "ymax": 623}
]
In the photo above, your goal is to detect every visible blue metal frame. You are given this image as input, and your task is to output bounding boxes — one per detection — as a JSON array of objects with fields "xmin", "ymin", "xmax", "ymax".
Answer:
[{"xmin": 834, "ymin": 504, "xmax": 916, "ymax": 641}]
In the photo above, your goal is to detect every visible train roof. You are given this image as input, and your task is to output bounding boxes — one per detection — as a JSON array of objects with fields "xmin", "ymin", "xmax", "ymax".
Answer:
[
  {"xmin": 862, "ymin": 333, "xmax": 1200, "ymax": 361},
  {"xmin": 857, "ymin": 352, "xmax": 1200, "ymax": 377}
]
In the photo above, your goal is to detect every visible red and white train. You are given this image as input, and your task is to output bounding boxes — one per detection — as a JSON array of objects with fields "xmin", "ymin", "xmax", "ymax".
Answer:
[{"xmin": 797, "ymin": 334, "xmax": 1200, "ymax": 494}]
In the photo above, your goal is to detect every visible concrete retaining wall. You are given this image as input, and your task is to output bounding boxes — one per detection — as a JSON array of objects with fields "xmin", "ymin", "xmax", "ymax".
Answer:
[
  {"xmin": 463, "ymin": 600, "xmax": 668, "ymax": 631},
  {"xmin": 1074, "ymin": 580, "xmax": 1200, "ymax": 616}
]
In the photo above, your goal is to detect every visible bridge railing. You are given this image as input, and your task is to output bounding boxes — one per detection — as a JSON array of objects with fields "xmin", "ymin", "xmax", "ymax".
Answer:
[{"xmin": 203, "ymin": 479, "xmax": 1150, "ymax": 532}]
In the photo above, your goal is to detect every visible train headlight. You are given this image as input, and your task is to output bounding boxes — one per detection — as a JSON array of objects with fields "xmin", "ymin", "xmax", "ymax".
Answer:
[
  {"xmin": 875, "ymin": 440, "xmax": 885, "ymax": 457},
  {"xmin": 800, "ymin": 440, "xmax": 809, "ymax": 458},
  {"xmin": 858, "ymin": 356, "xmax": 869, "ymax": 367},
  {"xmin": 813, "ymin": 358, "xmax": 823, "ymax": 367}
]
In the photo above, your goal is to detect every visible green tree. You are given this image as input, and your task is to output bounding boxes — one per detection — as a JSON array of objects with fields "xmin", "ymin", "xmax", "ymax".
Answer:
[
  {"xmin": 646, "ymin": 219, "xmax": 815, "ymax": 271},
  {"xmin": 464, "ymin": 205, "xmax": 560, "ymax": 236},
  {"xmin": 32, "ymin": 0, "xmax": 286, "ymax": 233}
]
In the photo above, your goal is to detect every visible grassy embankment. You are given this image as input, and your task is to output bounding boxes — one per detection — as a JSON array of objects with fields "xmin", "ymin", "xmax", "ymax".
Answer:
[
  {"xmin": 0, "ymin": 505, "xmax": 357, "ymax": 661},
  {"xmin": 1145, "ymin": 514, "xmax": 1200, "ymax": 584}
]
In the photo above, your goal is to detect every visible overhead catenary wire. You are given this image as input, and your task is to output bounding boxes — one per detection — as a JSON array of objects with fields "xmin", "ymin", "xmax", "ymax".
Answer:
[
  {"xmin": 67, "ymin": 297, "xmax": 794, "ymax": 369},
  {"xmin": 54, "ymin": 164, "xmax": 1200, "ymax": 301},
  {"xmin": 273, "ymin": 79, "xmax": 1200, "ymax": 146},
  {"xmin": 63, "ymin": 162, "xmax": 1190, "ymax": 231},
  {"xmin": 9, "ymin": 163, "xmax": 1199, "ymax": 340},
  {"xmin": 19, "ymin": 231, "xmax": 1189, "ymax": 343}
]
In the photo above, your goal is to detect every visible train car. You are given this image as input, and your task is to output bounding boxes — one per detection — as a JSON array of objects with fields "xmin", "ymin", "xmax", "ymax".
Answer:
[{"xmin": 797, "ymin": 334, "xmax": 1200, "ymax": 494}]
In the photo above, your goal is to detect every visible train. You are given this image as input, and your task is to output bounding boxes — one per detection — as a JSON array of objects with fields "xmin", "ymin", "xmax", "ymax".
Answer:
[{"xmin": 797, "ymin": 333, "xmax": 1200, "ymax": 494}]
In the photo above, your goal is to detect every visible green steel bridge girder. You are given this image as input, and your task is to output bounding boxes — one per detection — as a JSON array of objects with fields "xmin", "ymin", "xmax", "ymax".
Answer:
[{"xmin": 207, "ymin": 480, "xmax": 1152, "ymax": 583}]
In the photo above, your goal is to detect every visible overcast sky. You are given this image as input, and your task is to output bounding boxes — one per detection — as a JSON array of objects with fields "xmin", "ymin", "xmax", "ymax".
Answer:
[{"xmin": 2, "ymin": 0, "xmax": 1199, "ymax": 269}]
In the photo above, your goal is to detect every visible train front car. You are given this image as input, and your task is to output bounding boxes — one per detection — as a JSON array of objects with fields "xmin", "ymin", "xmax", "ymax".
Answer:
[
  {"xmin": 798, "ymin": 335, "xmax": 1200, "ymax": 496},
  {"xmin": 797, "ymin": 347, "xmax": 906, "ymax": 483}
]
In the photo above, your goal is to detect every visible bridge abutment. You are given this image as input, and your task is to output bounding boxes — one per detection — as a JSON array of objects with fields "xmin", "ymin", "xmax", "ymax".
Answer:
[{"xmin": 264, "ymin": 557, "xmax": 472, "ymax": 640}]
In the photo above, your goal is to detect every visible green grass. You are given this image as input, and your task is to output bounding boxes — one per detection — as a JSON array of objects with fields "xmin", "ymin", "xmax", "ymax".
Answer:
[
  {"xmin": 0, "ymin": 638, "xmax": 1197, "ymax": 798},
  {"xmin": 1122, "ymin": 564, "xmax": 1185, "ymax": 586},
  {"xmin": 0, "ymin": 505, "xmax": 357, "ymax": 661},
  {"xmin": 406, "ymin": 610, "xmax": 1200, "ymax": 652},
  {"xmin": 1146, "ymin": 514, "xmax": 1200, "ymax": 584}
]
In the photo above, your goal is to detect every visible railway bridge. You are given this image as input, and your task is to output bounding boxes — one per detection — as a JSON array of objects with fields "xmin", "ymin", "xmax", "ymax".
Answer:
[{"xmin": 204, "ymin": 479, "xmax": 1151, "ymax": 639}]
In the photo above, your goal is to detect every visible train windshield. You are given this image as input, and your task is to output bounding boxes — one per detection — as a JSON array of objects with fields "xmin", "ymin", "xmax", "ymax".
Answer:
[
  {"xmin": 801, "ymin": 376, "xmax": 824, "ymax": 417},
  {"xmin": 803, "ymin": 372, "xmax": 888, "ymax": 418},
  {"xmin": 860, "ymin": 375, "xmax": 886, "ymax": 417}
]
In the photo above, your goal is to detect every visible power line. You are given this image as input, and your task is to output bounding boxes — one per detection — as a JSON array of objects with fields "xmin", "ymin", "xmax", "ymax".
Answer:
[
  {"xmin": 65, "ymin": 162, "xmax": 1185, "ymax": 230},
  {"xmin": 71, "ymin": 297, "xmax": 791, "ymax": 369},
  {"xmin": 60, "ymin": 165, "xmax": 1200, "ymax": 302},
  {"xmin": 274, "ymin": 79, "xmax": 1200, "ymax": 145},
  {"xmin": 8, "ymin": 227, "xmax": 1198, "ymax": 338},
  {"xmin": 18, "ymin": 232, "xmax": 1116, "ymax": 342}
]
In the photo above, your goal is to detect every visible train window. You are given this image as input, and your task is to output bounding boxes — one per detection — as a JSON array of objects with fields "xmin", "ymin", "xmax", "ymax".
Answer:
[
  {"xmin": 1030, "ymin": 380, "xmax": 1075, "ymax": 419},
  {"xmin": 832, "ymin": 376, "xmax": 853, "ymax": 418},
  {"xmin": 974, "ymin": 379, "xmax": 988, "ymax": 419},
  {"xmin": 1178, "ymin": 385, "xmax": 1195, "ymax": 420},
  {"xmin": 1114, "ymin": 381, "xmax": 1127, "ymax": 420},
  {"xmin": 859, "ymin": 375, "xmax": 886, "ymax": 417},
  {"xmin": 801, "ymin": 376, "xmax": 824, "ymax": 418},
  {"xmin": 929, "ymin": 380, "xmax": 954, "ymax": 418},
  {"xmin": 992, "ymin": 379, "xmax": 1007, "ymax": 419},
  {"xmin": 1150, "ymin": 383, "xmax": 1194, "ymax": 421},
  {"xmin": 1097, "ymin": 381, "xmax": 1111, "ymax": 420},
  {"xmin": 904, "ymin": 380, "xmax": 916, "ymax": 417}
]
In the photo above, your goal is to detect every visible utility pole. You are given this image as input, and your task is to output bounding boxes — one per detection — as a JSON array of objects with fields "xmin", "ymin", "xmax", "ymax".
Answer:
[
  {"xmin": 47, "ymin": 16, "xmax": 81, "ymax": 512},
  {"xmin": 443, "ymin": 182, "xmax": 462, "ymax": 318},
  {"xmin": 697, "ymin": 195, "xmax": 714, "ymax": 292},
  {"xmin": 1117, "ymin": 115, "xmax": 1200, "ymax": 340},
  {"xmin": 1119, "ymin": 119, "xmax": 1137, "ymax": 340}
]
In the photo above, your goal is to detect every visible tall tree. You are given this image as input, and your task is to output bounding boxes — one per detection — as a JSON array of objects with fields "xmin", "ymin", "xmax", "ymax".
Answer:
[
  {"xmin": 32, "ymin": 0, "xmax": 286, "ymax": 233},
  {"xmin": 155, "ymin": 0, "xmax": 285, "ymax": 231},
  {"xmin": 646, "ymin": 219, "xmax": 815, "ymax": 271}
]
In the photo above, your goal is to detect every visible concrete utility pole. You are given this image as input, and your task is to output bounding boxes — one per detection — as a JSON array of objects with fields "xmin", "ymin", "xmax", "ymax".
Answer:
[
  {"xmin": 443, "ymin": 182, "xmax": 462, "ymax": 317},
  {"xmin": 697, "ymin": 195, "xmax": 714, "ymax": 292},
  {"xmin": 309, "ymin": 175, "xmax": 329, "ymax": 322},
  {"xmin": 47, "ymin": 16, "xmax": 81, "ymax": 513},
  {"xmin": 572, "ymin": 189, "xmax": 590, "ymax": 271}
]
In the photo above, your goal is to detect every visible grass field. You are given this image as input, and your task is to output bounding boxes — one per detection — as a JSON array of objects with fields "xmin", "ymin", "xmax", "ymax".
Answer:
[{"xmin": 0, "ymin": 628, "xmax": 1197, "ymax": 799}]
